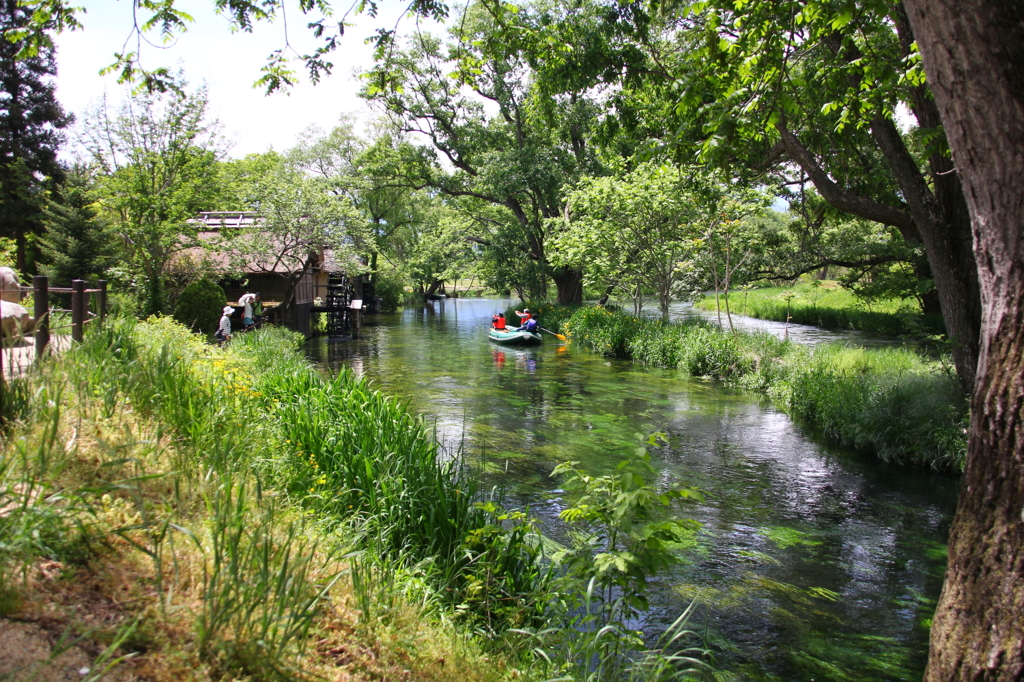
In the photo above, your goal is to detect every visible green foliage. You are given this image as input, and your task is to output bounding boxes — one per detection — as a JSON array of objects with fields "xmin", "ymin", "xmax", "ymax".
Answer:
[
  {"xmin": 215, "ymin": 155, "xmax": 366, "ymax": 282},
  {"xmin": 172, "ymin": 277, "xmax": 226, "ymax": 335},
  {"xmin": 0, "ymin": 395, "xmax": 88, "ymax": 609},
  {"xmin": 549, "ymin": 162, "xmax": 703, "ymax": 318},
  {"xmin": 566, "ymin": 307, "xmax": 968, "ymax": 469},
  {"xmin": 563, "ymin": 306, "xmax": 648, "ymax": 358},
  {"xmin": 552, "ymin": 435, "xmax": 703, "ymax": 618},
  {"xmin": 362, "ymin": 10, "xmax": 605, "ymax": 304},
  {"xmin": 82, "ymin": 79, "xmax": 223, "ymax": 316},
  {"xmin": 264, "ymin": 366, "xmax": 550, "ymax": 634},
  {"xmin": 43, "ymin": 316, "xmax": 559, "ymax": 664},
  {"xmin": 776, "ymin": 345, "xmax": 968, "ymax": 469},
  {"xmin": 403, "ymin": 205, "xmax": 481, "ymax": 294},
  {"xmin": 373, "ymin": 265, "xmax": 407, "ymax": 313},
  {"xmin": 39, "ymin": 165, "xmax": 117, "ymax": 286},
  {"xmin": 0, "ymin": 0, "xmax": 72, "ymax": 268},
  {"xmin": 195, "ymin": 479, "xmax": 335, "ymax": 680},
  {"xmin": 533, "ymin": 436, "xmax": 710, "ymax": 681}
]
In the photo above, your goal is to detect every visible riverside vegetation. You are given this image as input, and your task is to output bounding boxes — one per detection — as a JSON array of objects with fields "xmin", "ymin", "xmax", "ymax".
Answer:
[
  {"xmin": 693, "ymin": 283, "xmax": 946, "ymax": 338},
  {"xmin": 559, "ymin": 306, "xmax": 967, "ymax": 471},
  {"xmin": 0, "ymin": 317, "xmax": 715, "ymax": 681}
]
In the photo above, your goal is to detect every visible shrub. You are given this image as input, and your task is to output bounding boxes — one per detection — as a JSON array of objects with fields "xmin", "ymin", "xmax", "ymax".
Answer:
[
  {"xmin": 565, "ymin": 306, "xmax": 646, "ymax": 357},
  {"xmin": 374, "ymin": 267, "xmax": 408, "ymax": 313},
  {"xmin": 173, "ymin": 277, "xmax": 226, "ymax": 334},
  {"xmin": 677, "ymin": 326, "xmax": 746, "ymax": 378}
]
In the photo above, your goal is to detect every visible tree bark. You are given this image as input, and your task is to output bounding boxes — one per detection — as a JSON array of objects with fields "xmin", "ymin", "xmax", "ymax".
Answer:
[
  {"xmin": 775, "ymin": 123, "xmax": 917, "ymax": 236},
  {"xmin": 869, "ymin": 116, "xmax": 981, "ymax": 391},
  {"xmin": 902, "ymin": 1, "xmax": 1024, "ymax": 680},
  {"xmin": 553, "ymin": 268, "xmax": 583, "ymax": 305},
  {"xmin": 776, "ymin": 118, "xmax": 982, "ymax": 391},
  {"xmin": 424, "ymin": 278, "xmax": 444, "ymax": 298}
]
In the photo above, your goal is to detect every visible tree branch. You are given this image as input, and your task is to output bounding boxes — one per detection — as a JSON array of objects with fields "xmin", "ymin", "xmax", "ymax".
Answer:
[{"xmin": 775, "ymin": 123, "xmax": 920, "ymax": 240}]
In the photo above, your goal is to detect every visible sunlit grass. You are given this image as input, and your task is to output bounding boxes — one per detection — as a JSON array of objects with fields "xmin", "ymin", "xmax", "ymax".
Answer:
[{"xmin": 693, "ymin": 283, "xmax": 946, "ymax": 337}]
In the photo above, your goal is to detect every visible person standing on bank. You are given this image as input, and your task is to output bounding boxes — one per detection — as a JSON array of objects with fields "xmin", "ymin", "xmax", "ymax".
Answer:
[
  {"xmin": 216, "ymin": 305, "xmax": 234, "ymax": 345},
  {"xmin": 239, "ymin": 292, "xmax": 259, "ymax": 330},
  {"xmin": 252, "ymin": 294, "xmax": 263, "ymax": 328}
]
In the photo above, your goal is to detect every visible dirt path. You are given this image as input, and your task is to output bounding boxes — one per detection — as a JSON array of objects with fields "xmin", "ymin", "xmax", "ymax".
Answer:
[
  {"xmin": 0, "ymin": 619, "xmax": 97, "ymax": 682},
  {"xmin": 2, "ymin": 336, "xmax": 71, "ymax": 380}
]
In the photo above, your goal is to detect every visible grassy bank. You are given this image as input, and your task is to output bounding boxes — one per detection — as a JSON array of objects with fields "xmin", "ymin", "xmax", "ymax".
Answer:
[
  {"xmin": 0, "ymin": 318, "xmax": 538, "ymax": 681},
  {"xmin": 563, "ymin": 307, "xmax": 967, "ymax": 470},
  {"xmin": 693, "ymin": 284, "xmax": 946, "ymax": 337},
  {"xmin": 0, "ymin": 318, "xmax": 712, "ymax": 681}
]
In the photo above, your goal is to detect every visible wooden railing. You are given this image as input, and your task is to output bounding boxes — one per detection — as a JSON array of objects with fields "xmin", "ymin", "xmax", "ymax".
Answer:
[{"xmin": 1, "ymin": 276, "xmax": 108, "ymax": 362}]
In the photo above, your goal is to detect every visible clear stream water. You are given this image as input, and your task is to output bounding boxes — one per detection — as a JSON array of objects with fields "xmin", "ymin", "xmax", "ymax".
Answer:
[{"xmin": 306, "ymin": 298, "xmax": 959, "ymax": 682}]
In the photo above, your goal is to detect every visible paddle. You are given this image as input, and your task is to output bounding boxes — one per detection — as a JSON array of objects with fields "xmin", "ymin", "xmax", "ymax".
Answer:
[{"xmin": 539, "ymin": 326, "xmax": 567, "ymax": 341}]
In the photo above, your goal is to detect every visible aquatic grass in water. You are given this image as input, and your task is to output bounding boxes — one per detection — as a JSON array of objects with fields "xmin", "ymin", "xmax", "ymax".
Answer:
[{"xmin": 564, "ymin": 306, "xmax": 968, "ymax": 469}]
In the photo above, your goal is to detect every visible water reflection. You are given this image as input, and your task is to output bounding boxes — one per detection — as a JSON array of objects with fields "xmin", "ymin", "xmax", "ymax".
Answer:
[{"xmin": 307, "ymin": 298, "xmax": 958, "ymax": 681}]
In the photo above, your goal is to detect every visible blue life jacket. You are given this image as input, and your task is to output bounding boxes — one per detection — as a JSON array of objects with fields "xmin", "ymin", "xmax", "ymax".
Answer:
[{"xmin": 524, "ymin": 318, "xmax": 538, "ymax": 332}]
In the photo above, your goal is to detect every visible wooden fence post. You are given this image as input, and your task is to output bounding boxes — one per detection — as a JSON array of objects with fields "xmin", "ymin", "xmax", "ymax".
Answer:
[
  {"xmin": 98, "ymin": 280, "xmax": 107, "ymax": 325},
  {"xmin": 71, "ymin": 279, "xmax": 85, "ymax": 343},
  {"xmin": 34, "ymin": 275, "xmax": 49, "ymax": 359}
]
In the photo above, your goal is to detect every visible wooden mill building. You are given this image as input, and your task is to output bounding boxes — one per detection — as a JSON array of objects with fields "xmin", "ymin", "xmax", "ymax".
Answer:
[{"xmin": 186, "ymin": 211, "xmax": 372, "ymax": 338}]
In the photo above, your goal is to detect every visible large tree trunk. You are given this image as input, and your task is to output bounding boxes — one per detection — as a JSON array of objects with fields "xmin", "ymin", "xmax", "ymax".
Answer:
[
  {"xmin": 775, "ymin": 114, "xmax": 982, "ymax": 392},
  {"xmin": 553, "ymin": 268, "xmax": 583, "ymax": 305},
  {"xmin": 902, "ymin": 2, "xmax": 1024, "ymax": 680},
  {"xmin": 870, "ymin": 116, "xmax": 981, "ymax": 391},
  {"xmin": 15, "ymin": 228, "xmax": 25, "ymax": 273},
  {"xmin": 424, "ymin": 278, "xmax": 444, "ymax": 298}
]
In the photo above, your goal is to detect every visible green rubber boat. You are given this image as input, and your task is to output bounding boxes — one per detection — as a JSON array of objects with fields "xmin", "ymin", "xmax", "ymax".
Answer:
[{"xmin": 488, "ymin": 328, "xmax": 543, "ymax": 346}]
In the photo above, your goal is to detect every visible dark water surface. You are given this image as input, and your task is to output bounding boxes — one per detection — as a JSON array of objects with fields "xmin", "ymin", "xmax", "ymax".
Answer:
[{"xmin": 307, "ymin": 298, "xmax": 959, "ymax": 681}]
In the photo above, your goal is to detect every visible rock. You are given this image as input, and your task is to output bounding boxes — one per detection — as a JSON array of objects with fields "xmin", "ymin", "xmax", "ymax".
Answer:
[
  {"xmin": 0, "ymin": 266, "xmax": 22, "ymax": 303},
  {"xmin": 1, "ymin": 300, "xmax": 30, "ymax": 339}
]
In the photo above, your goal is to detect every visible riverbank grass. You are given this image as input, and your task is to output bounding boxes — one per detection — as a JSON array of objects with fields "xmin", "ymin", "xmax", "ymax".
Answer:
[
  {"xmin": 694, "ymin": 282, "xmax": 946, "ymax": 337},
  {"xmin": 0, "ymin": 319, "xmax": 543, "ymax": 681},
  {"xmin": 563, "ymin": 306, "xmax": 967, "ymax": 470}
]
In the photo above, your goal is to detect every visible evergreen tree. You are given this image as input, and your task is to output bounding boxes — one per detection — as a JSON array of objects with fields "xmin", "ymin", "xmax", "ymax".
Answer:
[
  {"xmin": 38, "ymin": 165, "xmax": 115, "ymax": 286},
  {"xmin": 0, "ymin": 0, "xmax": 72, "ymax": 272}
]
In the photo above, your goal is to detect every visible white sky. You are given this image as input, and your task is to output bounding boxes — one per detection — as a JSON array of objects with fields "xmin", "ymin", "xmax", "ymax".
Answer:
[{"xmin": 53, "ymin": 0, "xmax": 448, "ymax": 160}]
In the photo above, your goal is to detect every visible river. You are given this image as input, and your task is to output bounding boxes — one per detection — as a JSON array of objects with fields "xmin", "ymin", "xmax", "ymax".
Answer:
[{"xmin": 306, "ymin": 298, "xmax": 958, "ymax": 681}]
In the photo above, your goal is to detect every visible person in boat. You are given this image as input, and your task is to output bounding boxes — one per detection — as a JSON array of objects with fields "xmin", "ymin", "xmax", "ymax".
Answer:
[
  {"xmin": 516, "ymin": 317, "xmax": 539, "ymax": 333},
  {"xmin": 515, "ymin": 308, "xmax": 532, "ymax": 324},
  {"xmin": 492, "ymin": 312, "xmax": 507, "ymax": 330}
]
